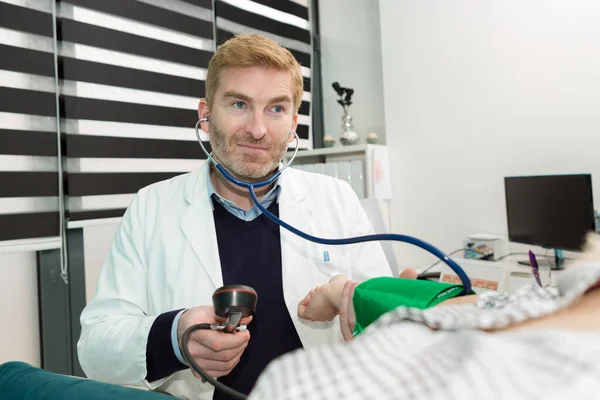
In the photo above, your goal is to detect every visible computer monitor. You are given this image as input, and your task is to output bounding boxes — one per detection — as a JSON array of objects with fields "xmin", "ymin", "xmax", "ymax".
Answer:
[{"xmin": 504, "ymin": 174, "xmax": 595, "ymax": 253}]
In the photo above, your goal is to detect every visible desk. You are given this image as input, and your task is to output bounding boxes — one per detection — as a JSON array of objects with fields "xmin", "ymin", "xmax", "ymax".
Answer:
[{"xmin": 423, "ymin": 257, "xmax": 566, "ymax": 294}]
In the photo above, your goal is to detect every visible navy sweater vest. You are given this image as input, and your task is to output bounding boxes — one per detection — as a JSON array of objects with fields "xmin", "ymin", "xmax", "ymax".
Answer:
[{"xmin": 212, "ymin": 199, "xmax": 303, "ymax": 399}]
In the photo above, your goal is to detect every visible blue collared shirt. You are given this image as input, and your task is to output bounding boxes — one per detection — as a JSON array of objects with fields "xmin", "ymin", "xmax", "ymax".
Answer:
[
  {"xmin": 170, "ymin": 166, "xmax": 282, "ymax": 365},
  {"xmin": 206, "ymin": 166, "xmax": 281, "ymax": 222}
]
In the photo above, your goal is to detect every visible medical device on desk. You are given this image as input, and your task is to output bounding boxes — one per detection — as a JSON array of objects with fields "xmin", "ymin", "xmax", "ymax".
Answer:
[{"xmin": 185, "ymin": 118, "xmax": 473, "ymax": 399}]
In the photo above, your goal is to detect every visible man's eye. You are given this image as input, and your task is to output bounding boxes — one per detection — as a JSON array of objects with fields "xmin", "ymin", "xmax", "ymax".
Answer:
[
  {"xmin": 233, "ymin": 101, "xmax": 246, "ymax": 109},
  {"xmin": 272, "ymin": 105, "xmax": 284, "ymax": 113}
]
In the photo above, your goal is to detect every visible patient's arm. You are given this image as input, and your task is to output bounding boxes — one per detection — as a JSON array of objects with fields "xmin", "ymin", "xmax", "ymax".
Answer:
[
  {"xmin": 299, "ymin": 271, "xmax": 600, "ymax": 341},
  {"xmin": 297, "ymin": 268, "xmax": 477, "ymax": 341},
  {"xmin": 298, "ymin": 269, "xmax": 477, "ymax": 322},
  {"xmin": 297, "ymin": 275, "xmax": 348, "ymax": 321}
]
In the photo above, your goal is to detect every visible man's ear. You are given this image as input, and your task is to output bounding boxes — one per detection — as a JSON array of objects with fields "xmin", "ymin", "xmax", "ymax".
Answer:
[
  {"xmin": 198, "ymin": 99, "xmax": 210, "ymax": 133},
  {"xmin": 289, "ymin": 113, "xmax": 299, "ymax": 143}
]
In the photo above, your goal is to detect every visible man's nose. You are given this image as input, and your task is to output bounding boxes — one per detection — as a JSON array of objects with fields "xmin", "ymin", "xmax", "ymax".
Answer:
[{"xmin": 245, "ymin": 111, "xmax": 267, "ymax": 140}]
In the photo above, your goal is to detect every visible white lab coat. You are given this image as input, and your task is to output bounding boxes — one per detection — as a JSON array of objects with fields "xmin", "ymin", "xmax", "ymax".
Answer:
[{"xmin": 77, "ymin": 161, "xmax": 392, "ymax": 400}]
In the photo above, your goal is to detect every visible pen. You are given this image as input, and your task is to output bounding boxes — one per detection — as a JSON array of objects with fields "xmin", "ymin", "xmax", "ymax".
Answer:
[{"xmin": 529, "ymin": 250, "xmax": 542, "ymax": 287}]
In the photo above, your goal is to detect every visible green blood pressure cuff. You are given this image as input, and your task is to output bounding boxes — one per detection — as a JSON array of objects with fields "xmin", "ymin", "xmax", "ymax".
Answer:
[{"xmin": 352, "ymin": 277, "xmax": 475, "ymax": 336}]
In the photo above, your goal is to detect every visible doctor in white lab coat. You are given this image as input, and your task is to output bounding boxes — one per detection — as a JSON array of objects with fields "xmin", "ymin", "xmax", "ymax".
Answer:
[{"xmin": 77, "ymin": 34, "xmax": 392, "ymax": 400}]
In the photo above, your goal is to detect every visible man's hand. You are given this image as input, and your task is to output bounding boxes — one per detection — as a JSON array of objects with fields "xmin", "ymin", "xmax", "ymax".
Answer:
[{"xmin": 177, "ymin": 306, "xmax": 252, "ymax": 378}]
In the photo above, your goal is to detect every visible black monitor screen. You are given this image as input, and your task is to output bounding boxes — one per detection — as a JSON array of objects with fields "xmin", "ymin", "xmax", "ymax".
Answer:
[{"xmin": 504, "ymin": 174, "xmax": 595, "ymax": 251}]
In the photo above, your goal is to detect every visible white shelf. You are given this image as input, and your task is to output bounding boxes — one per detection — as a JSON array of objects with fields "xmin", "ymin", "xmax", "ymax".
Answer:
[
  {"xmin": 0, "ymin": 237, "xmax": 62, "ymax": 253},
  {"xmin": 289, "ymin": 144, "xmax": 372, "ymax": 159}
]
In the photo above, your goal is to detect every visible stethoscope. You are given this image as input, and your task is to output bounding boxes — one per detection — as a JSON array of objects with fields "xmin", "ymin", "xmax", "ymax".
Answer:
[
  {"xmin": 189, "ymin": 117, "xmax": 472, "ymax": 400},
  {"xmin": 194, "ymin": 117, "xmax": 471, "ymax": 291}
]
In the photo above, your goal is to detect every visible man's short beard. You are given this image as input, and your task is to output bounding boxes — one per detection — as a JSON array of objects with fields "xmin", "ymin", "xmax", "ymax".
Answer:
[{"xmin": 209, "ymin": 120, "xmax": 289, "ymax": 180}]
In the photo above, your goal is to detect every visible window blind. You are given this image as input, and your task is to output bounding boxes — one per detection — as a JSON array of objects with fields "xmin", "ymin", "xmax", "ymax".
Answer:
[
  {"xmin": 0, "ymin": 0, "xmax": 60, "ymax": 243},
  {"xmin": 57, "ymin": 0, "xmax": 214, "ymax": 222},
  {"xmin": 1, "ymin": 0, "xmax": 316, "ymax": 229}
]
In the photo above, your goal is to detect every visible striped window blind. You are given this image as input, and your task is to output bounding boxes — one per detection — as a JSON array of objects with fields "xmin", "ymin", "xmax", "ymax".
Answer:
[
  {"xmin": 1, "ymin": 0, "xmax": 317, "ymax": 230},
  {"xmin": 58, "ymin": 0, "xmax": 214, "ymax": 223},
  {"xmin": 0, "ymin": 0, "xmax": 60, "ymax": 243},
  {"xmin": 214, "ymin": 0, "xmax": 313, "ymax": 150}
]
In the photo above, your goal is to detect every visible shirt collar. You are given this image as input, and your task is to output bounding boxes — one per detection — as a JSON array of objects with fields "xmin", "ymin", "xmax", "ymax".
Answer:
[{"xmin": 206, "ymin": 163, "xmax": 282, "ymax": 211}]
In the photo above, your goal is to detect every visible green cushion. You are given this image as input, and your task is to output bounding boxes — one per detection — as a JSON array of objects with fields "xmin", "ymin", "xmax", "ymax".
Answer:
[{"xmin": 0, "ymin": 362, "xmax": 174, "ymax": 400}]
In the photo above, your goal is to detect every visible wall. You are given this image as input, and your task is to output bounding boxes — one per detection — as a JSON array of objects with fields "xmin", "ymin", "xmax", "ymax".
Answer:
[
  {"xmin": 0, "ymin": 251, "xmax": 40, "ymax": 367},
  {"xmin": 82, "ymin": 223, "xmax": 120, "ymax": 303},
  {"xmin": 318, "ymin": 0, "xmax": 387, "ymax": 145},
  {"xmin": 379, "ymin": 0, "xmax": 600, "ymax": 269},
  {"xmin": 0, "ymin": 225, "xmax": 121, "ymax": 367}
]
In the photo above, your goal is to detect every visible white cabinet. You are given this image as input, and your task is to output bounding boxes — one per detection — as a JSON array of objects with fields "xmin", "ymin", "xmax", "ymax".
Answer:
[{"xmin": 284, "ymin": 144, "xmax": 392, "ymax": 201}]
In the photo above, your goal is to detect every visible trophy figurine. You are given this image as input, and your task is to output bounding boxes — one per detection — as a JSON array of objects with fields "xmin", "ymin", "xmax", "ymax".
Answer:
[{"xmin": 332, "ymin": 82, "xmax": 359, "ymax": 146}]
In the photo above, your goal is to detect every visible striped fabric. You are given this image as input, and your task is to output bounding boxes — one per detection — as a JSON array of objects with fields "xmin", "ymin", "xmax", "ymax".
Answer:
[
  {"xmin": 215, "ymin": 0, "xmax": 313, "ymax": 150},
  {"xmin": 58, "ymin": 0, "xmax": 213, "ymax": 222},
  {"xmin": 0, "ymin": 0, "xmax": 60, "ymax": 243}
]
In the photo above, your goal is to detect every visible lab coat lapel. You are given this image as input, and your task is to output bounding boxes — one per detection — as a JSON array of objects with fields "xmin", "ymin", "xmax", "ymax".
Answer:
[
  {"xmin": 278, "ymin": 170, "xmax": 326, "ymax": 347},
  {"xmin": 179, "ymin": 162, "xmax": 223, "ymax": 289}
]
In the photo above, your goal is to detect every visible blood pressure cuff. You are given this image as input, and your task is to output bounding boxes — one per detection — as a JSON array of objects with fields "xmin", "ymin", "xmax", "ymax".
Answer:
[
  {"xmin": 0, "ymin": 361, "xmax": 172, "ymax": 400},
  {"xmin": 352, "ymin": 277, "xmax": 475, "ymax": 335}
]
